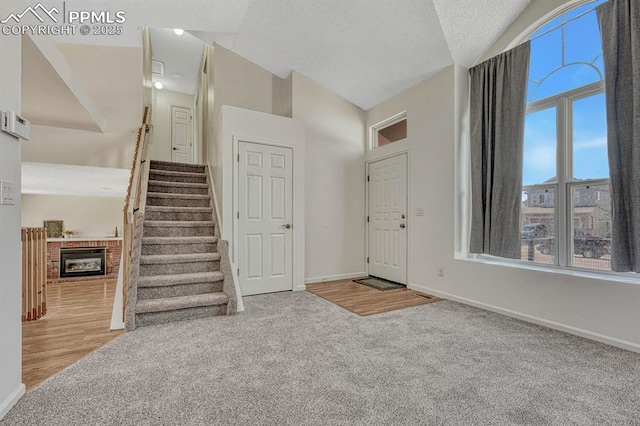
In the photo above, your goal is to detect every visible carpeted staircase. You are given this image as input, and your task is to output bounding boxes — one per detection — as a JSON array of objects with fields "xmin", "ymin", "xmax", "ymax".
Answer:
[{"xmin": 131, "ymin": 160, "xmax": 236, "ymax": 328}]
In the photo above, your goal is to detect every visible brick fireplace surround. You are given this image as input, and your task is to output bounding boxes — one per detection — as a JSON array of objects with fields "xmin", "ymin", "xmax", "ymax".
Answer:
[{"xmin": 47, "ymin": 238, "xmax": 122, "ymax": 283}]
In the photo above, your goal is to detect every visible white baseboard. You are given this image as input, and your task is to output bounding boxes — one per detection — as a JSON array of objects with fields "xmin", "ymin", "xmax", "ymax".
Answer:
[
  {"xmin": 305, "ymin": 272, "xmax": 366, "ymax": 285},
  {"xmin": 0, "ymin": 384, "xmax": 25, "ymax": 421},
  {"xmin": 230, "ymin": 262, "xmax": 245, "ymax": 312},
  {"xmin": 409, "ymin": 283, "xmax": 640, "ymax": 354},
  {"xmin": 110, "ymin": 257, "xmax": 125, "ymax": 330},
  {"xmin": 295, "ymin": 284, "xmax": 307, "ymax": 291}
]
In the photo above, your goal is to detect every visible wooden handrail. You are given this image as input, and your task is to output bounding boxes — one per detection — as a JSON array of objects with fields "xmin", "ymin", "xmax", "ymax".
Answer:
[{"xmin": 122, "ymin": 105, "xmax": 153, "ymax": 322}]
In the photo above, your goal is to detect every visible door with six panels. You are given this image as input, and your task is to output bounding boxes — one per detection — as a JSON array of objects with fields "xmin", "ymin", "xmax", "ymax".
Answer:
[{"xmin": 238, "ymin": 142, "xmax": 293, "ymax": 296}]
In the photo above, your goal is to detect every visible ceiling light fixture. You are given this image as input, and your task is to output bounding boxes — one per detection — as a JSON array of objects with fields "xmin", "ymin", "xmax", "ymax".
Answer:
[
  {"xmin": 174, "ymin": 28, "xmax": 184, "ymax": 36},
  {"xmin": 154, "ymin": 81, "xmax": 163, "ymax": 90}
]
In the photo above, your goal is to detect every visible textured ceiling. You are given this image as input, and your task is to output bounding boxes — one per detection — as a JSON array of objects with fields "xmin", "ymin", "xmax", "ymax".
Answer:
[
  {"xmin": 46, "ymin": 0, "xmax": 531, "ymax": 110},
  {"xmin": 21, "ymin": 163, "xmax": 129, "ymax": 197},
  {"xmin": 150, "ymin": 28, "xmax": 205, "ymax": 95}
]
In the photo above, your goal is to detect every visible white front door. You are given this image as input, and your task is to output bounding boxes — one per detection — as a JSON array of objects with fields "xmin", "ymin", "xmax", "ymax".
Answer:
[
  {"xmin": 238, "ymin": 142, "xmax": 293, "ymax": 296},
  {"xmin": 368, "ymin": 153, "xmax": 408, "ymax": 284},
  {"xmin": 171, "ymin": 105, "xmax": 192, "ymax": 163}
]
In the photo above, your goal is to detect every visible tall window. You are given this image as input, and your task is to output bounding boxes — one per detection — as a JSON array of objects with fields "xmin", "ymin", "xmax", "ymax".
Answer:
[{"xmin": 520, "ymin": 0, "xmax": 612, "ymax": 272}]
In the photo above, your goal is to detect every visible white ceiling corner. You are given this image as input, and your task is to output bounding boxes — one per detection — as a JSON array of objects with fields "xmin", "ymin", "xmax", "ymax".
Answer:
[
  {"xmin": 432, "ymin": 0, "xmax": 532, "ymax": 67},
  {"xmin": 149, "ymin": 28, "xmax": 205, "ymax": 95}
]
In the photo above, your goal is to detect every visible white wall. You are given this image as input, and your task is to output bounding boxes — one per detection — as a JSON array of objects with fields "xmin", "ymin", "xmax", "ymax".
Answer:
[
  {"xmin": 291, "ymin": 72, "xmax": 367, "ymax": 282},
  {"xmin": 365, "ymin": 0, "xmax": 640, "ymax": 351},
  {"xmin": 208, "ymin": 44, "xmax": 288, "ymax": 217},
  {"xmin": 22, "ymin": 125, "xmax": 137, "ymax": 169},
  {"xmin": 22, "ymin": 195, "xmax": 124, "ymax": 238},
  {"xmin": 220, "ymin": 105, "xmax": 306, "ymax": 290},
  {"xmin": 151, "ymin": 89, "xmax": 195, "ymax": 162},
  {"xmin": 0, "ymin": 32, "xmax": 25, "ymax": 419},
  {"xmin": 212, "ymin": 44, "xmax": 285, "ymax": 121}
]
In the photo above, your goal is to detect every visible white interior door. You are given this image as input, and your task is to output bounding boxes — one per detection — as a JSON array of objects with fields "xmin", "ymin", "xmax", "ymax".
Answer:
[
  {"xmin": 238, "ymin": 142, "xmax": 293, "ymax": 296},
  {"xmin": 171, "ymin": 105, "xmax": 192, "ymax": 163},
  {"xmin": 368, "ymin": 153, "xmax": 408, "ymax": 284}
]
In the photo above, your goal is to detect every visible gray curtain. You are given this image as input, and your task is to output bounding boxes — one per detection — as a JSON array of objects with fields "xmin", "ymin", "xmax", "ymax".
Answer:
[
  {"xmin": 469, "ymin": 41, "xmax": 530, "ymax": 259},
  {"xmin": 597, "ymin": 0, "xmax": 640, "ymax": 273}
]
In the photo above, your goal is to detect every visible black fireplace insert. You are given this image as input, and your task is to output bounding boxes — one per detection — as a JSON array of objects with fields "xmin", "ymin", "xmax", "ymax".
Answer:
[{"xmin": 59, "ymin": 247, "xmax": 107, "ymax": 278}]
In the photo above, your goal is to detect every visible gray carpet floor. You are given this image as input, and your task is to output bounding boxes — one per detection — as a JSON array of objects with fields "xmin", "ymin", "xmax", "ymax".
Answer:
[{"xmin": 3, "ymin": 292, "xmax": 640, "ymax": 425}]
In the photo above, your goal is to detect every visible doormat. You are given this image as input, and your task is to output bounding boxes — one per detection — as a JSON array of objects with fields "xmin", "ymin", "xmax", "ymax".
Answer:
[{"xmin": 353, "ymin": 277, "xmax": 405, "ymax": 291}]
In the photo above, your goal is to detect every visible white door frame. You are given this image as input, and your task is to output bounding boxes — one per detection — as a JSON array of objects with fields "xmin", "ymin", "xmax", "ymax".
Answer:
[
  {"xmin": 232, "ymin": 136, "xmax": 305, "ymax": 293},
  {"xmin": 365, "ymin": 149, "xmax": 410, "ymax": 284}
]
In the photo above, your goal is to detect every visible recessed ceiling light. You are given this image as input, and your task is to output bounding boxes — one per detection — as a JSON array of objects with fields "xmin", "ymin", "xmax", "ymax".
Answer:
[
  {"xmin": 154, "ymin": 81, "xmax": 163, "ymax": 90},
  {"xmin": 174, "ymin": 28, "xmax": 184, "ymax": 36}
]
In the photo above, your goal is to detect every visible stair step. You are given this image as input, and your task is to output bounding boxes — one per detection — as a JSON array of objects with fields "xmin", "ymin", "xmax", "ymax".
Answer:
[
  {"xmin": 139, "ymin": 253, "xmax": 221, "ymax": 276},
  {"xmin": 148, "ymin": 180, "xmax": 209, "ymax": 195},
  {"xmin": 138, "ymin": 271, "xmax": 224, "ymax": 288},
  {"xmin": 144, "ymin": 221, "xmax": 215, "ymax": 228},
  {"xmin": 150, "ymin": 160, "xmax": 206, "ymax": 174},
  {"xmin": 149, "ymin": 169, "xmax": 207, "ymax": 184},
  {"xmin": 141, "ymin": 236, "xmax": 218, "ymax": 255},
  {"xmin": 140, "ymin": 252, "xmax": 220, "ymax": 265},
  {"xmin": 146, "ymin": 193, "xmax": 209, "ymax": 200},
  {"xmin": 135, "ymin": 304, "xmax": 227, "ymax": 328},
  {"xmin": 136, "ymin": 292, "xmax": 228, "ymax": 314},
  {"xmin": 145, "ymin": 206, "xmax": 213, "ymax": 222},
  {"xmin": 146, "ymin": 192, "xmax": 210, "ymax": 208},
  {"xmin": 143, "ymin": 221, "xmax": 215, "ymax": 238},
  {"xmin": 146, "ymin": 206, "xmax": 212, "ymax": 213},
  {"xmin": 142, "ymin": 236, "xmax": 217, "ymax": 245}
]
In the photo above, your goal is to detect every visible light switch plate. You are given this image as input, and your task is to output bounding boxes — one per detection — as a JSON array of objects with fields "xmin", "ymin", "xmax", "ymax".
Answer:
[{"xmin": 1, "ymin": 180, "xmax": 16, "ymax": 205}]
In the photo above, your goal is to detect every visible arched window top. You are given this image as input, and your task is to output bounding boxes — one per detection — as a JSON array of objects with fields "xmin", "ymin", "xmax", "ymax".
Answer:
[{"xmin": 527, "ymin": 0, "xmax": 606, "ymax": 102}]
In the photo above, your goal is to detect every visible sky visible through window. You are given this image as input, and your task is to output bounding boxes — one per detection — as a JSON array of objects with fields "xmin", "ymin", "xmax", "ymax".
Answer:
[{"xmin": 523, "ymin": 0, "xmax": 609, "ymax": 186}]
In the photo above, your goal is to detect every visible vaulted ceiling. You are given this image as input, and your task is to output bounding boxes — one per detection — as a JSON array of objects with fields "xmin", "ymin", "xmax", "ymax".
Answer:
[{"xmin": 50, "ymin": 0, "xmax": 532, "ymax": 110}]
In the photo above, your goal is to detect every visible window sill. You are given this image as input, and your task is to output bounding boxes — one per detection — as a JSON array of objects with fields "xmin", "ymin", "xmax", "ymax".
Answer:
[{"xmin": 454, "ymin": 251, "xmax": 640, "ymax": 285}]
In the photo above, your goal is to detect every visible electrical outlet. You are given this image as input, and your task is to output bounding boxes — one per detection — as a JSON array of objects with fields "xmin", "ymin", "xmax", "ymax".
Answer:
[
  {"xmin": 1, "ymin": 180, "xmax": 15, "ymax": 205},
  {"xmin": 416, "ymin": 208, "xmax": 424, "ymax": 217},
  {"xmin": 437, "ymin": 267, "xmax": 444, "ymax": 277}
]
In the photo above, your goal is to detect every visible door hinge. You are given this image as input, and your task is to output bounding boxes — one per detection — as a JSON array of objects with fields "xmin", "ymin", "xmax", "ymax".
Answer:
[
  {"xmin": 237, "ymin": 268, "xmax": 240, "ymax": 276},
  {"xmin": 237, "ymin": 211, "xmax": 239, "ymax": 219},
  {"xmin": 367, "ymin": 257, "xmax": 369, "ymax": 264},
  {"xmin": 367, "ymin": 216, "xmax": 369, "ymax": 223},
  {"xmin": 237, "ymin": 154, "xmax": 240, "ymax": 162},
  {"xmin": 367, "ymin": 175, "xmax": 370, "ymax": 182}
]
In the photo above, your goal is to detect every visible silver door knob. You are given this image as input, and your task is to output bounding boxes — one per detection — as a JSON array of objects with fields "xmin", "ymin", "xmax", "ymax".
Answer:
[
  {"xmin": 282, "ymin": 224, "xmax": 292, "ymax": 229},
  {"xmin": 399, "ymin": 224, "xmax": 406, "ymax": 229}
]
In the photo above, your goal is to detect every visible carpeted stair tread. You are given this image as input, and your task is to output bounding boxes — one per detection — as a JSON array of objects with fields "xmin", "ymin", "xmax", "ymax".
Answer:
[
  {"xmin": 146, "ymin": 206, "xmax": 212, "ymax": 213},
  {"xmin": 148, "ymin": 180, "xmax": 209, "ymax": 189},
  {"xmin": 136, "ymin": 292, "xmax": 228, "ymax": 314},
  {"xmin": 146, "ymin": 192, "xmax": 210, "ymax": 200},
  {"xmin": 138, "ymin": 271, "xmax": 224, "ymax": 288},
  {"xmin": 149, "ymin": 169, "xmax": 206, "ymax": 178},
  {"xmin": 144, "ymin": 220, "xmax": 215, "ymax": 228},
  {"xmin": 142, "ymin": 236, "xmax": 217, "ymax": 245},
  {"xmin": 150, "ymin": 161, "xmax": 206, "ymax": 174},
  {"xmin": 140, "ymin": 252, "xmax": 220, "ymax": 265}
]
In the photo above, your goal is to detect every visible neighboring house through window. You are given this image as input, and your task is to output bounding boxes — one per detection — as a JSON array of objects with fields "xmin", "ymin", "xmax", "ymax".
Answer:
[{"xmin": 520, "ymin": 0, "xmax": 612, "ymax": 271}]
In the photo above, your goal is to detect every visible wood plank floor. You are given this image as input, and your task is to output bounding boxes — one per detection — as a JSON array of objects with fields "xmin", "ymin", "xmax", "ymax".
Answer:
[
  {"xmin": 306, "ymin": 279, "xmax": 442, "ymax": 316},
  {"xmin": 22, "ymin": 279, "xmax": 123, "ymax": 390}
]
